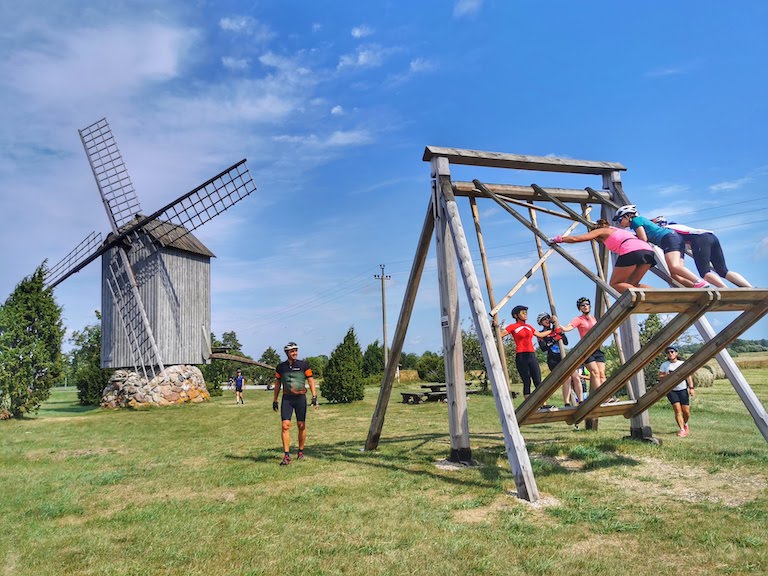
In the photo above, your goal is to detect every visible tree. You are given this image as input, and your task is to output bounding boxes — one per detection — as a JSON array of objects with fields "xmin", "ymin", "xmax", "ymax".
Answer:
[
  {"xmin": 253, "ymin": 347, "xmax": 281, "ymax": 386},
  {"xmin": 640, "ymin": 314, "xmax": 664, "ymax": 388},
  {"xmin": 306, "ymin": 355, "xmax": 329, "ymax": 380},
  {"xmin": 399, "ymin": 352, "xmax": 420, "ymax": 370},
  {"xmin": 362, "ymin": 340, "xmax": 384, "ymax": 377},
  {"xmin": 0, "ymin": 265, "xmax": 65, "ymax": 418},
  {"xmin": 416, "ymin": 350, "xmax": 446, "ymax": 382},
  {"xmin": 322, "ymin": 327, "xmax": 364, "ymax": 403},
  {"xmin": 69, "ymin": 312, "xmax": 112, "ymax": 405},
  {"xmin": 199, "ymin": 331, "xmax": 248, "ymax": 396}
]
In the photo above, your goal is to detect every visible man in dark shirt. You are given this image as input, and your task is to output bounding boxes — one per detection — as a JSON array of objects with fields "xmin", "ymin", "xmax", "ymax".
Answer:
[{"xmin": 272, "ymin": 342, "xmax": 318, "ymax": 465}]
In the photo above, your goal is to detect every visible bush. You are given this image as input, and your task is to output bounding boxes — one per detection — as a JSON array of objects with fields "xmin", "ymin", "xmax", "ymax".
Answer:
[
  {"xmin": 68, "ymin": 314, "xmax": 112, "ymax": 405},
  {"xmin": 416, "ymin": 351, "xmax": 445, "ymax": 382},
  {"xmin": 322, "ymin": 327, "xmax": 364, "ymax": 403}
]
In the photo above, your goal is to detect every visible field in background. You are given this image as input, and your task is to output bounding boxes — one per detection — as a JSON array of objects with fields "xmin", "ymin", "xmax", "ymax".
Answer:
[{"xmin": 1, "ymin": 368, "xmax": 767, "ymax": 575}]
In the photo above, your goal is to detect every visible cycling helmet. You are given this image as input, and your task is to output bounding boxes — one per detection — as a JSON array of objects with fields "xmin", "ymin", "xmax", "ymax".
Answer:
[
  {"xmin": 536, "ymin": 312, "xmax": 551, "ymax": 325},
  {"xmin": 651, "ymin": 215, "xmax": 668, "ymax": 226},
  {"xmin": 284, "ymin": 341, "xmax": 299, "ymax": 352},
  {"xmin": 612, "ymin": 204, "xmax": 637, "ymax": 222},
  {"xmin": 510, "ymin": 305, "xmax": 528, "ymax": 318},
  {"xmin": 576, "ymin": 297, "xmax": 590, "ymax": 309}
]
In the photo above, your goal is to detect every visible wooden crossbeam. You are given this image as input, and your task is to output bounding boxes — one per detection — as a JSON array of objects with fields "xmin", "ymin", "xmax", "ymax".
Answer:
[
  {"xmin": 570, "ymin": 290, "xmax": 718, "ymax": 424},
  {"xmin": 628, "ymin": 299, "xmax": 768, "ymax": 418},
  {"xmin": 516, "ymin": 289, "xmax": 641, "ymax": 425},
  {"xmin": 422, "ymin": 146, "xmax": 626, "ymax": 174},
  {"xmin": 453, "ymin": 181, "xmax": 613, "ymax": 204},
  {"xmin": 522, "ymin": 401, "xmax": 637, "ymax": 426}
]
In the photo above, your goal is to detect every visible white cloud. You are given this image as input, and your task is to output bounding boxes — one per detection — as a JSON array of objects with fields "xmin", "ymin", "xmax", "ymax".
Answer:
[
  {"xmin": 331, "ymin": 105, "xmax": 344, "ymax": 115},
  {"xmin": 351, "ymin": 25, "xmax": 374, "ymax": 39},
  {"xmin": 656, "ymin": 184, "xmax": 690, "ymax": 196},
  {"xmin": 219, "ymin": 16, "xmax": 275, "ymax": 43},
  {"xmin": 337, "ymin": 44, "xmax": 388, "ymax": 69},
  {"xmin": 709, "ymin": 177, "xmax": 752, "ymax": 192},
  {"xmin": 2, "ymin": 23, "xmax": 193, "ymax": 104},
  {"xmin": 409, "ymin": 58, "xmax": 435, "ymax": 73},
  {"xmin": 454, "ymin": 0, "xmax": 483, "ymax": 18},
  {"xmin": 273, "ymin": 129, "xmax": 372, "ymax": 148},
  {"xmin": 222, "ymin": 56, "xmax": 249, "ymax": 70}
]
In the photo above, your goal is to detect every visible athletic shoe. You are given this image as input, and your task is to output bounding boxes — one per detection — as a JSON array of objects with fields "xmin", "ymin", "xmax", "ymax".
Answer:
[
  {"xmin": 297, "ymin": 451, "xmax": 304, "ymax": 461},
  {"xmin": 280, "ymin": 454, "xmax": 291, "ymax": 466},
  {"xmin": 677, "ymin": 429, "xmax": 688, "ymax": 437},
  {"xmin": 693, "ymin": 281, "xmax": 710, "ymax": 289},
  {"xmin": 684, "ymin": 423, "xmax": 689, "ymax": 433}
]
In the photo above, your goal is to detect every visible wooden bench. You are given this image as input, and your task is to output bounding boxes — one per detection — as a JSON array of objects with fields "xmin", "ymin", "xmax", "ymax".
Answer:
[{"xmin": 401, "ymin": 392, "xmax": 426, "ymax": 404}]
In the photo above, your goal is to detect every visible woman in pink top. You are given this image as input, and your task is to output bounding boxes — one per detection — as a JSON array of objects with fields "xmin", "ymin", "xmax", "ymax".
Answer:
[{"xmin": 550, "ymin": 219, "xmax": 657, "ymax": 293}]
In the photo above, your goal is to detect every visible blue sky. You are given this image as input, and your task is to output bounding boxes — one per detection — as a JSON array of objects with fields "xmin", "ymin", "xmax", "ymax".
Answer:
[{"xmin": 1, "ymin": 0, "xmax": 767, "ymax": 360}]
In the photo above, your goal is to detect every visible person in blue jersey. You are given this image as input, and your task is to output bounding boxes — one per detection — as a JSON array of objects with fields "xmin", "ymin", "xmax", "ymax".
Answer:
[
  {"xmin": 613, "ymin": 205, "xmax": 708, "ymax": 288},
  {"xmin": 272, "ymin": 342, "xmax": 318, "ymax": 465},
  {"xmin": 234, "ymin": 368, "xmax": 245, "ymax": 404}
]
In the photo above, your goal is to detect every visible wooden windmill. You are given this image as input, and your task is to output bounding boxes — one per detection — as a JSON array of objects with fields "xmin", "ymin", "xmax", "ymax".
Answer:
[{"xmin": 45, "ymin": 118, "xmax": 257, "ymax": 381}]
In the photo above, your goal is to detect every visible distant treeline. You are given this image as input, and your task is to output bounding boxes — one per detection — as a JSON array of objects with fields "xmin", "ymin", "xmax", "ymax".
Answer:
[{"xmin": 677, "ymin": 338, "xmax": 768, "ymax": 356}]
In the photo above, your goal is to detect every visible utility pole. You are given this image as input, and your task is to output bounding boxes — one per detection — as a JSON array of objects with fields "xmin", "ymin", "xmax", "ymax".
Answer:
[{"xmin": 374, "ymin": 264, "xmax": 391, "ymax": 371}]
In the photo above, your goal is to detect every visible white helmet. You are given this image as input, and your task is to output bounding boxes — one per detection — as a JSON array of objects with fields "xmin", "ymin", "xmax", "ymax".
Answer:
[
  {"xmin": 612, "ymin": 204, "xmax": 637, "ymax": 222},
  {"xmin": 536, "ymin": 312, "xmax": 551, "ymax": 325}
]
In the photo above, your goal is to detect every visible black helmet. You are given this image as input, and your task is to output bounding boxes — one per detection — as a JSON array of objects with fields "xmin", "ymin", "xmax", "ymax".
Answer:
[
  {"xmin": 576, "ymin": 297, "xmax": 590, "ymax": 309},
  {"xmin": 284, "ymin": 341, "xmax": 299, "ymax": 352},
  {"xmin": 511, "ymin": 305, "xmax": 528, "ymax": 318}
]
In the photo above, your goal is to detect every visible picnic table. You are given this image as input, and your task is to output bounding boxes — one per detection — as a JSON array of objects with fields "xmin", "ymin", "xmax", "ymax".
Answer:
[{"xmin": 401, "ymin": 383, "xmax": 480, "ymax": 404}]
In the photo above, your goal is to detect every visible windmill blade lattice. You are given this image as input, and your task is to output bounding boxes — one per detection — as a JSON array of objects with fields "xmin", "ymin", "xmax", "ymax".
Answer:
[
  {"xmin": 45, "ymin": 231, "xmax": 103, "ymax": 289},
  {"xmin": 105, "ymin": 247, "xmax": 166, "ymax": 381},
  {"xmin": 144, "ymin": 160, "xmax": 257, "ymax": 247},
  {"xmin": 79, "ymin": 118, "xmax": 142, "ymax": 232}
]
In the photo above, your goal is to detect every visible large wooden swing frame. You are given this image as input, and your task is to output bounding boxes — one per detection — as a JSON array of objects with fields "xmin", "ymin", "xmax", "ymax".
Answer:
[{"xmin": 365, "ymin": 146, "xmax": 768, "ymax": 502}]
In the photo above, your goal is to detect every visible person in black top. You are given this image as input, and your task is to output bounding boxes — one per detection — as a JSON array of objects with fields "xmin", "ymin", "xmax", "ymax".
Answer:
[
  {"xmin": 536, "ymin": 312, "xmax": 583, "ymax": 406},
  {"xmin": 272, "ymin": 342, "xmax": 318, "ymax": 465}
]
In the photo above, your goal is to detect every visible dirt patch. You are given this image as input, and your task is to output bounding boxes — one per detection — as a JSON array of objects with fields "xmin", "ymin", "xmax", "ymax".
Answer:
[
  {"xmin": 591, "ymin": 456, "xmax": 767, "ymax": 507},
  {"xmin": 26, "ymin": 447, "xmax": 118, "ymax": 461}
]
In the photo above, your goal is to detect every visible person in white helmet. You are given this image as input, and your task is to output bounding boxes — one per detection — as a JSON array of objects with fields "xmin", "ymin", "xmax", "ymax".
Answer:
[
  {"xmin": 612, "ymin": 205, "xmax": 709, "ymax": 288},
  {"xmin": 536, "ymin": 312, "xmax": 583, "ymax": 406},
  {"xmin": 272, "ymin": 342, "xmax": 318, "ymax": 465},
  {"xmin": 549, "ymin": 218, "xmax": 656, "ymax": 293},
  {"xmin": 651, "ymin": 216, "xmax": 752, "ymax": 288}
]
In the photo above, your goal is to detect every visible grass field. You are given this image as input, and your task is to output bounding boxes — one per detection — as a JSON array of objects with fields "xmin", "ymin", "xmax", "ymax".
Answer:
[{"xmin": 1, "ymin": 367, "xmax": 767, "ymax": 576}]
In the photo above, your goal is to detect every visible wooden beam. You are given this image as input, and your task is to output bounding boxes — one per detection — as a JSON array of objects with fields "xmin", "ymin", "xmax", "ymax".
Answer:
[
  {"xmin": 208, "ymin": 353, "xmax": 274, "ymax": 371},
  {"xmin": 523, "ymin": 401, "xmax": 637, "ymax": 425},
  {"xmin": 423, "ymin": 146, "xmax": 626, "ymax": 174},
  {"xmin": 627, "ymin": 301, "xmax": 768, "ymax": 418},
  {"xmin": 365, "ymin": 198, "xmax": 435, "ymax": 451},
  {"xmin": 439, "ymin": 177, "xmax": 540, "ymax": 502},
  {"xmin": 517, "ymin": 289, "xmax": 641, "ymax": 424},
  {"xmin": 453, "ymin": 181, "xmax": 613, "ymax": 204}
]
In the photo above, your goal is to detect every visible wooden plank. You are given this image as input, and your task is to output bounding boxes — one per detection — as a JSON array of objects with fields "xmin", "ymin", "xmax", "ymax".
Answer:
[
  {"xmin": 522, "ymin": 401, "xmax": 636, "ymax": 425},
  {"xmin": 516, "ymin": 289, "xmax": 640, "ymax": 424},
  {"xmin": 438, "ymin": 177, "xmax": 540, "ymax": 502},
  {"xmin": 453, "ymin": 181, "xmax": 613, "ymax": 204},
  {"xmin": 423, "ymin": 146, "xmax": 626, "ymax": 174},
  {"xmin": 434, "ymin": 160, "xmax": 472, "ymax": 462},
  {"xmin": 571, "ymin": 291, "xmax": 717, "ymax": 424},
  {"xmin": 208, "ymin": 353, "xmax": 275, "ymax": 371},
  {"xmin": 694, "ymin": 315, "xmax": 768, "ymax": 442},
  {"xmin": 365, "ymin": 198, "xmax": 435, "ymax": 451},
  {"xmin": 627, "ymin": 301, "xmax": 768, "ymax": 418}
]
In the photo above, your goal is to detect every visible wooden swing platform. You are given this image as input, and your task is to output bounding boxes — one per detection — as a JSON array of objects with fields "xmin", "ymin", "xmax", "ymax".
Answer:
[{"xmin": 516, "ymin": 287, "xmax": 768, "ymax": 426}]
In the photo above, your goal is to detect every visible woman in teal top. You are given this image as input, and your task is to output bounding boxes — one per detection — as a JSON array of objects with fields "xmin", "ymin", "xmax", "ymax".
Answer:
[{"xmin": 613, "ymin": 205, "xmax": 708, "ymax": 288}]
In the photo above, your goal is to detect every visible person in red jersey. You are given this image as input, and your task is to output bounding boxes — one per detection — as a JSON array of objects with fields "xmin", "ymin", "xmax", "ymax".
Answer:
[{"xmin": 504, "ymin": 305, "xmax": 555, "ymax": 400}]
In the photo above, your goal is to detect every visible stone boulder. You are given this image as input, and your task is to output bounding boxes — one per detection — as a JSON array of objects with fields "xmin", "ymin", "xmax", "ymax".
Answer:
[{"xmin": 101, "ymin": 365, "xmax": 210, "ymax": 409}]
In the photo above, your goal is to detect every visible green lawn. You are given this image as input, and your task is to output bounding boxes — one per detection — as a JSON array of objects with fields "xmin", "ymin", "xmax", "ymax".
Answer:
[{"xmin": 1, "ymin": 373, "xmax": 766, "ymax": 576}]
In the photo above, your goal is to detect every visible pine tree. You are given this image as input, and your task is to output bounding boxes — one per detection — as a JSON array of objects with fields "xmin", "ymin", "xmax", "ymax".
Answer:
[
  {"xmin": 0, "ymin": 265, "xmax": 65, "ymax": 418},
  {"xmin": 362, "ymin": 340, "xmax": 384, "ymax": 377},
  {"xmin": 322, "ymin": 327, "xmax": 364, "ymax": 403},
  {"xmin": 69, "ymin": 311, "xmax": 112, "ymax": 405}
]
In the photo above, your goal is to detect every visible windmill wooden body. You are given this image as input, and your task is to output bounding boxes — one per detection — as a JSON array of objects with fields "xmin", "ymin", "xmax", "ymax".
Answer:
[{"xmin": 46, "ymin": 118, "xmax": 256, "ymax": 381}]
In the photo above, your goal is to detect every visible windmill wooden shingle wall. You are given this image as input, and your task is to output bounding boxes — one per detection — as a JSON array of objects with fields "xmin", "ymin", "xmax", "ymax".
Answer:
[{"xmin": 100, "ymin": 218, "xmax": 213, "ymax": 369}]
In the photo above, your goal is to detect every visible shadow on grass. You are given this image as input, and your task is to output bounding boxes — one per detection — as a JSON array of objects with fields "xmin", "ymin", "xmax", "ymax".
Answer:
[{"xmin": 224, "ymin": 430, "xmax": 643, "ymax": 490}]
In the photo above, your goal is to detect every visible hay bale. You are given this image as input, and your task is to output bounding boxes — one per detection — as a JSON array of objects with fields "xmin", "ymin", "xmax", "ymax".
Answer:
[
  {"xmin": 704, "ymin": 360, "xmax": 726, "ymax": 380},
  {"xmin": 692, "ymin": 368, "xmax": 714, "ymax": 388}
]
